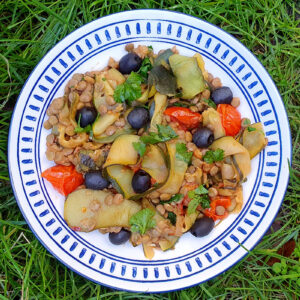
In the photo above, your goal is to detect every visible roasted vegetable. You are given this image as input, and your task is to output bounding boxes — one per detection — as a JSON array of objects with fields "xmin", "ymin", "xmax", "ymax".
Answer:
[
  {"xmin": 158, "ymin": 141, "xmax": 188, "ymax": 194},
  {"xmin": 103, "ymin": 134, "xmax": 140, "ymax": 167},
  {"xmin": 148, "ymin": 65, "xmax": 177, "ymax": 96},
  {"xmin": 58, "ymin": 125, "xmax": 87, "ymax": 148},
  {"xmin": 141, "ymin": 144, "xmax": 169, "ymax": 184},
  {"xmin": 78, "ymin": 149, "xmax": 105, "ymax": 172},
  {"xmin": 64, "ymin": 189, "xmax": 141, "ymax": 231},
  {"xmin": 149, "ymin": 92, "xmax": 167, "ymax": 132},
  {"xmin": 241, "ymin": 122, "xmax": 267, "ymax": 159},
  {"xmin": 153, "ymin": 49, "xmax": 174, "ymax": 67},
  {"xmin": 194, "ymin": 53, "xmax": 208, "ymax": 81},
  {"xmin": 169, "ymin": 54, "xmax": 205, "ymax": 99},
  {"xmin": 106, "ymin": 165, "xmax": 137, "ymax": 199},
  {"xmin": 42, "ymin": 165, "xmax": 84, "ymax": 196},
  {"xmin": 217, "ymin": 104, "xmax": 241, "ymax": 136},
  {"xmin": 210, "ymin": 136, "xmax": 251, "ymax": 178},
  {"xmin": 92, "ymin": 127, "xmax": 135, "ymax": 144},
  {"xmin": 106, "ymin": 68, "xmax": 126, "ymax": 85},
  {"xmin": 202, "ymin": 108, "xmax": 226, "ymax": 139},
  {"xmin": 69, "ymin": 92, "xmax": 80, "ymax": 127},
  {"xmin": 92, "ymin": 112, "xmax": 119, "ymax": 137}
]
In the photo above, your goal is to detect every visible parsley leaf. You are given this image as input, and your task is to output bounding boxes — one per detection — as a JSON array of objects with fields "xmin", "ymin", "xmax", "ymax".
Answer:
[
  {"xmin": 187, "ymin": 185, "xmax": 210, "ymax": 215},
  {"xmin": 176, "ymin": 143, "xmax": 193, "ymax": 164},
  {"xmin": 203, "ymin": 98, "xmax": 217, "ymax": 109},
  {"xmin": 129, "ymin": 208, "xmax": 156, "ymax": 235},
  {"xmin": 148, "ymin": 45, "xmax": 153, "ymax": 51},
  {"xmin": 140, "ymin": 125, "xmax": 178, "ymax": 144},
  {"xmin": 113, "ymin": 72, "xmax": 142, "ymax": 104},
  {"xmin": 247, "ymin": 126, "xmax": 257, "ymax": 132},
  {"xmin": 172, "ymin": 102, "xmax": 190, "ymax": 108},
  {"xmin": 138, "ymin": 57, "xmax": 152, "ymax": 82},
  {"xmin": 203, "ymin": 148, "xmax": 224, "ymax": 164},
  {"xmin": 161, "ymin": 193, "xmax": 183, "ymax": 204},
  {"xmin": 74, "ymin": 114, "xmax": 92, "ymax": 134},
  {"xmin": 167, "ymin": 212, "xmax": 177, "ymax": 225},
  {"xmin": 241, "ymin": 118, "xmax": 251, "ymax": 126},
  {"xmin": 132, "ymin": 141, "xmax": 147, "ymax": 157}
]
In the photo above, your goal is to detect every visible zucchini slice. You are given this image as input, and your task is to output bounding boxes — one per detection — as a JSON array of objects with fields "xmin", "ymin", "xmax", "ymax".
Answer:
[
  {"xmin": 149, "ymin": 92, "xmax": 167, "ymax": 132},
  {"xmin": 64, "ymin": 189, "xmax": 141, "ymax": 231},
  {"xmin": 93, "ymin": 127, "xmax": 135, "ymax": 144},
  {"xmin": 158, "ymin": 141, "xmax": 188, "ymax": 195},
  {"xmin": 69, "ymin": 92, "xmax": 80, "ymax": 127},
  {"xmin": 92, "ymin": 112, "xmax": 119, "ymax": 137},
  {"xmin": 105, "ymin": 165, "xmax": 137, "ymax": 199},
  {"xmin": 141, "ymin": 144, "xmax": 168, "ymax": 184},
  {"xmin": 103, "ymin": 134, "xmax": 140, "ymax": 167}
]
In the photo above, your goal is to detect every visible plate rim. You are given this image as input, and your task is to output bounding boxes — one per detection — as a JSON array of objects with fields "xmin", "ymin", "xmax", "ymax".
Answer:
[{"xmin": 8, "ymin": 8, "xmax": 292, "ymax": 293}]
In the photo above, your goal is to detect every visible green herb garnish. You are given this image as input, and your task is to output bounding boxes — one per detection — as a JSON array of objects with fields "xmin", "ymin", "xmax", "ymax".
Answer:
[
  {"xmin": 167, "ymin": 212, "xmax": 177, "ymax": 225},
  {"xmin": 74, "ymin": 114, "xmax": 92, "ymax": 134},
  {"xmin": 161, "ymin": 193, "xmax": 183, "ymax": 204},
  {"xmin": 203, "ymin": 148, "xmax": 224, "ymax": 164},
  {"xmin": 187, "ymin": 185, "xmax": 210, "ymax": 215},
  {"xmin": 247, "ymin": 126, "xmax": 257, "ymax": 132},
  {"xmin": 176, "ymin": 143, "xmax": 193, "ymax": 164},
  {"xmin": 203, "ymin": 98, "xmax": 217, "ymax": 109},
  {"xmin": 148, "ymin": 45, "xmax": 153, "ymax": 51},
  {"xmin": 113, "ymin": 72, "xmax": 142, "ymax": 104},
  {"xmin": 132, "ymin": 141, "xmax": 147, "ymax": 157},
  {"xmin": 140, "ymin": 124, "xmax": 178, "ymax": 144},
  {"xmin": 129, "ymin": 208, "xmax": 156, "ymax": 235},
  {"xmin": 138, "ymin": 57, "xmax": 152, "ymax": 82}
]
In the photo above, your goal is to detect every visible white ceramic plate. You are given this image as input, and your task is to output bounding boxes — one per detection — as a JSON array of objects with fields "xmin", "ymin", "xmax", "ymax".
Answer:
[{"xmin": 8, "ymin": 10, "xmax": 291, "ymax": 292}]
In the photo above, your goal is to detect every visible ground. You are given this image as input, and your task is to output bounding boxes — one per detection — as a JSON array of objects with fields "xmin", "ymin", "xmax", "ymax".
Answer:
[{"xmin": 0, "ymin": 0, "xmax": 299, "ymax": 299}]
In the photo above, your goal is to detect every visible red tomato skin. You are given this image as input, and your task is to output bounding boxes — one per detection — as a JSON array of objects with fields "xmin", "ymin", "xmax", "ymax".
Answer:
[
  {"xmin": 217, "ymin": 104, "xmax": 241, "ymax": 136},
  {"xmin": 41, "ymin": 165, "xmax": 83, "ymax": 196},
  {"xmin": 203, "ymin": 196, "xmax": 231, "ymax": 221}
]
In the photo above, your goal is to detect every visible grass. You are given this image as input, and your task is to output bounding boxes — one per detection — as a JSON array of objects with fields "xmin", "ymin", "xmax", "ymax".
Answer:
[{"xmin": 0, "ymin": 0, "xmax": 299, "ymax": 299}]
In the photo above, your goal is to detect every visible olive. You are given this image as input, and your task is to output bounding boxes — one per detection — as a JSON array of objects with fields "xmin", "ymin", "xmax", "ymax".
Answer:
[
  {"xmin": 132, "ymin": 170, "xmax": 151, "ymax": 193},
  {"xmin": 76, "ymin": 107, "xmax": 97, "ymax": 128},
  {"xmin": 109, "ymin": 229, "xmax": 131, "ymax": 245},
  {"xmin": 211, "ymin": 86, "xmax": 233, "ymax": 105},
  {"xmin": 190, "ymin": 216, "xmax": 214, "ymax": 237},
  {"xmin": 127, "ymin": 107, "xmax": 149, "ymax": 130},
  {"xmin": 192, "ymin": 127, "xmax": 214, "ymax": 148},
  {"xmin": 119, "ymin": 53, "xmax": 142, "ymax": 74},
  {"xmin": 85, "ymin": 171, "xmax": 109, "ymax": 190}
]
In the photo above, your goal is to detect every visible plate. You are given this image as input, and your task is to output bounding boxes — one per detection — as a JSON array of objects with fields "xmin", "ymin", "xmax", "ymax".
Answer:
[{"xmin": 8, "ymin": 9, "xmax": 291, "ymax": 292}]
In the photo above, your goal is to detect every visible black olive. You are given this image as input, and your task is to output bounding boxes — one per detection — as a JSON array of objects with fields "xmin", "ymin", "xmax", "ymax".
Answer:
[
  {"xmin": 127, "ymin": 107, "xmax": 149, "ymax": 130},
  {"xmin": 211, "ymin": 86, "xmax": 233, "ymax": 105},
  {"xmin": 190, "ymin": 217, "xmax": 214, "ymax": 237},
  {"xmin": 76, "ymin": 107, "xmax": 97, "ymax": 128},
  {"xmin": 192, "ymin": 127, "xmax": 214, "ymax": 148},
  {"xmin": 109, "ymin": 229, "xmax": 131, "ymax": 245},
  {"xmin": 119, "ymin": 53, "xmax": 142, "ymax": 74},
  {"xmin": 132, "ymin": 170, "xmax": 151, "ymax": 193},
  {"xmin": 85, "ymin": 171, "xmax": 109, "ymax": 190}
]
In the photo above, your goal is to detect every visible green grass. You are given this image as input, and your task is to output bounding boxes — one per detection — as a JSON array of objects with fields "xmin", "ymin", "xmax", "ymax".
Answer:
[{"xmin": 0, "ymin": 0, "xmax": 299, "ymax": 299}]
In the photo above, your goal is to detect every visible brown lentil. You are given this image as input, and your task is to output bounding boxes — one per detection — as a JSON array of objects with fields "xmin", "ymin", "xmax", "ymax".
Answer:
[
  {"xmin": 80, "ymin": 218, "xmax": 96, "ymax": 232},
  {"xmin": 43, "ymin": 120, "xmax": 52, "ymax": 130},
  {"xmin": 105, "ymin": 125, "xmax": 117, "ymax": 136},
  {"xmin": 106, "ymin": 95, "xmax": 116, "ymax": 105},
  {"xmin": 156, "ymin": 204, "xmax": 165, "ymax": 215},
  {"xmin": 115, "ymin": 118, "xmax": 126, "ymax": 127},
  {"xmin": 185, "ymin": 131, "xmax": 193, "ymax": 142},
  {"xmin": 48, "ymin": 115, "xmax": 58, "ymax": 126},
  {"xmin": 113, "ymin": 193, "xmax": 124, "ymax": 205},
  {"xmin": 84, "ymin": 75, "xmax": 95, "ymax": 84},
  {"xmin": 215, "ymin": 206, "xmax": 226, "ymax": 216},
  {"xmin": 189, "ymin": 106, "xmax": 198, "ymax": 112},
  {"xmin": 76, "ymin": 80, "xmax": 87, "ymax": 91},
  {"xmin": 187, "ymin": 142, "xmax": 197, "ymax": 152},
  {"xmin": 160, "ymin": 193, "xmax": 172, "ymax": 201},
  {"xmin": 209, "ymin": 165, "xmax": 219, "ymax": 176},
  {"xmin": 201, "ymin": 89, "xmax": 211, "ymax": 100},
  {"xmin": 211, "ymin": 77, "xmax": 222, "ymax": 89},
  {"xmin": 149, "ymin": 191, "xmax": 160, "ymax": 199},
  {"xmin": 187, "ymin": 165, "xmax": 196, "ymax": 174},
  {"xmin": 208, "ymin": 187, "xmax": 218, "ymax": 198},
  {"xmin": 231, "ymin": 97, "xmax": 240, "ymax": 107},
  {"xmin": 104, "ymin": 194, "xmax": 113, "ymax": 206},
  {"xmin": 89, "ymin": 199, "xmax": 101, "ymax": 212},
  {"xmin": 98, "ymin": 104, "xmax": 108, "ymax": 115}
]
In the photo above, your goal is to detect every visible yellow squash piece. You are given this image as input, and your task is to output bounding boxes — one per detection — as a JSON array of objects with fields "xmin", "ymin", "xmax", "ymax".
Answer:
[
  {"xmin": 64, "ymin": 189, "xmax": 141, "ymax": 231},
  {"xmin": 202, "ymin": 108, "xmax": 226, "ymax": 139},
  {"xmin": 149, "ymin": 92, "xmax": 167, "ymax": 132},
  {"xmin": 92, "ymin": 112, "xmax": 120, "ymax": 136},
  {"xmin": 103, "ymin": 134, "xmax": 140, "ymax": 167}
]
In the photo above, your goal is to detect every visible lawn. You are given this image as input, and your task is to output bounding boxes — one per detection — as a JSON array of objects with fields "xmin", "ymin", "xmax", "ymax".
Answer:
[{"xmin": 0, "ymin": 0, "xmax": 299, "ymax": 299}]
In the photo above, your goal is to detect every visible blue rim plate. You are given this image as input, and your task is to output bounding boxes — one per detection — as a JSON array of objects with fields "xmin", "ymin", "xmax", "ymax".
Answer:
[{"xmin": 8, "ymin": 9, "xmax": 291, "ymax": 293}]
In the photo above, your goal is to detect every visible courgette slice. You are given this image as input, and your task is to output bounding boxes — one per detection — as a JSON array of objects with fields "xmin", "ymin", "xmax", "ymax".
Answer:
[
  {"xmin": 93, "ymin": 127, "xmax": 135, "ymax": 144},
  {"xmin": 141, "ymin": 144, "xmax": 168, "ymax": 184},
  {"xmin": 149, "ymin": 92, "xmax": 167, "ymax": 132},
  {"xmin": 92, "ymin": 112, "xmax": 119, "ymax": 137},
  {"xmin": 158, "ymin": 141, "xmax": 188, "ymax": 195},
  {"xmin": 69, "ymin": 92, "xmax": 80, "ymax": 127},
  {"xmin": 64, "ymin": 189, "xmax": 141, "ymax": 231},
  {"xmin": 105, "ymin": 165, "xmax": 137, "ymax": 199},
  {"xmin": 103, "ymin": 134, "xmax": 140, "ymax": 167}
]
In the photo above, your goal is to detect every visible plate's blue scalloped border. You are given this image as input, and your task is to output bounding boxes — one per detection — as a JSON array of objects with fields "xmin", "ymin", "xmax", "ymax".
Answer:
[{"xmin": 9, "ymin": 9, "xmax": 291, "ymax": 292}]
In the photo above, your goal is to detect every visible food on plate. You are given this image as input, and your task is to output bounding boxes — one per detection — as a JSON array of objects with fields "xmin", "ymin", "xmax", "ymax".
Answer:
[{"xmin": 42, "ymin": 44, "xmax": 268, "ymax": 259}]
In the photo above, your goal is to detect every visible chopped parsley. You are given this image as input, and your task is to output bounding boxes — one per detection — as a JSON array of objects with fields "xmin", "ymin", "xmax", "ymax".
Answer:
[
  {"xmin": 167, "ymin": 212, "xmax": 177, "ymax": 225},
  {"xmin": 161, "ymin": 193, "xmax": 183, "ymax": 204},
  {"xmin": 129, "ymin": 208, "xmax": 156, "ymax": 235},
  {"xmin": 74, "ymin": 114, "xmax": 92, "ymax": 134},
  {"xmin": 113, "ymin": 72, "xmax": 142, "ymax": 104},
  {"xmin": 203, "ymin": 98, "xmax": 217, "ymax": 109},
  {"xmin": 140, "ymin": 124, "xmax": 178, "ymax": 144},
  {"xmin": 203, "ymin": 148, "xmax": 224, "ymax": 164},
  {"xmin": 187, "ymin": 185, "xmax": 210, "ymax": 215},
  {"xmin": 148, "ymin": 45, "xmax": 153, "ymax": 51},
  {"xmin": 132, "ymin": 141, "xmax": 147, "ymax": 157},
  {"xmin": 138, "ymin": 57, "xmax": 152, "ymax": 82},
  {"xmin": 247, "ymin": 126, "xmax": 257, "ymax": 132},
  {"xmin": 176, "ymin": 143, "xmax": 193, "ymax": 164}
]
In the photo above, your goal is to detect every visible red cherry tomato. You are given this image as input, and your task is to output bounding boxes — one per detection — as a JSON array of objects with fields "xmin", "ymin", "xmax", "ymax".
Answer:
[
  {"xmin": 41, "ymin": 165, "xmax": 84, "ymax": 196},
  {"xmin": 203, "ymin": 196, "xmax": 231, "ymax": 221},
  {"xmin": 164, "ymin": 107, "xmax": 202, "ymax": 130},
  {"xmin": 217, "ymin": 104, "xmax": 241, "ymax": 136}
]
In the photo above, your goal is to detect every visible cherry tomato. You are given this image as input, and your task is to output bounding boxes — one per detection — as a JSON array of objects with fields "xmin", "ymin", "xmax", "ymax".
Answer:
[
  {"xmin": 41, "ymin": 165, "xmax": 84, "ymax": 196},
  {"xmin": 203, "ymin": 196, "xmax": 231, "ymax": 221},
  {"xmin": 164, "ymin": 107, "xmax": 202, "ymax": 130},
  {"xmin": 217, "ymin": 104, "xmax": 241, "ymax": 136}
]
